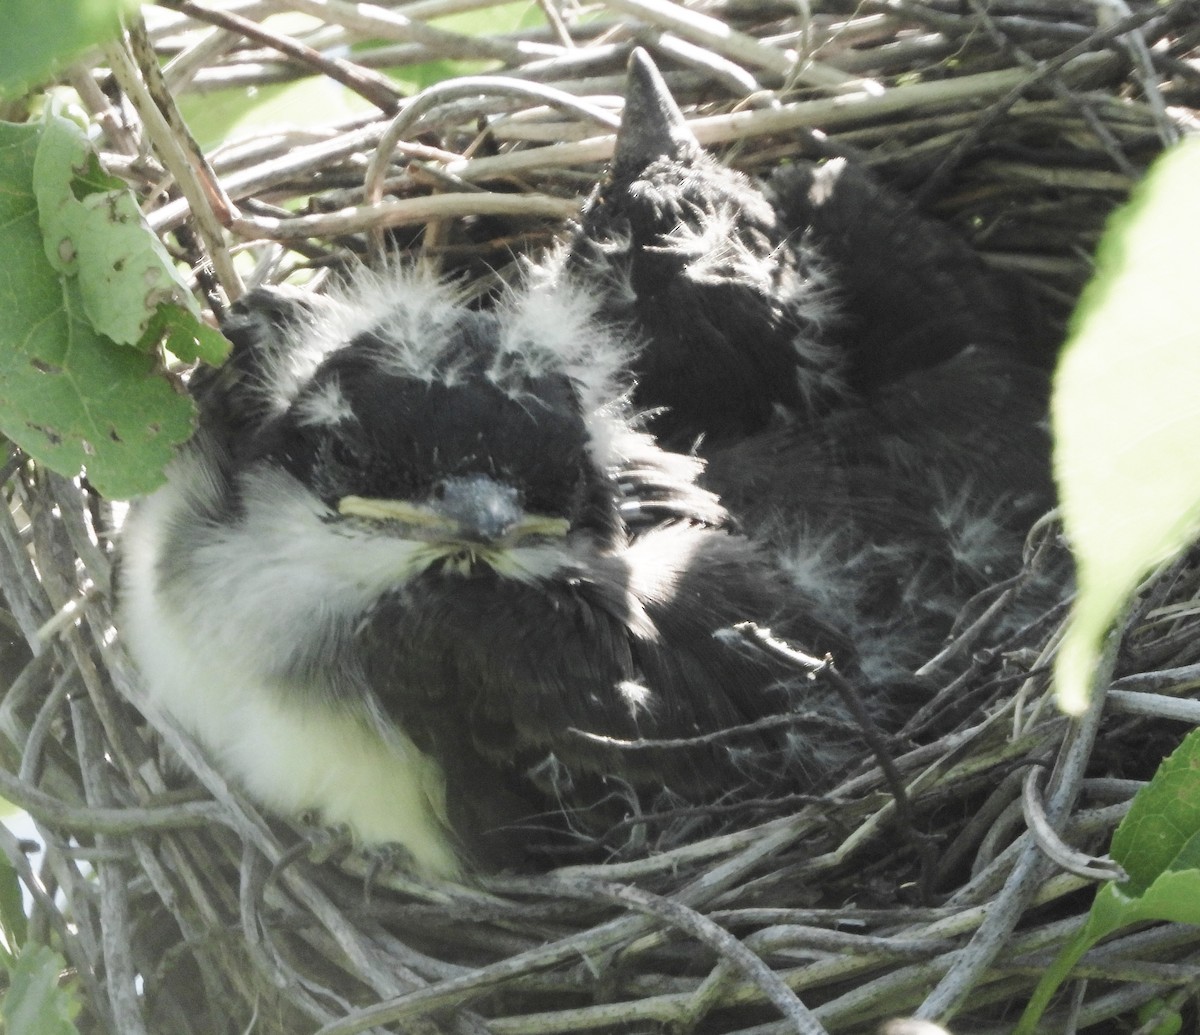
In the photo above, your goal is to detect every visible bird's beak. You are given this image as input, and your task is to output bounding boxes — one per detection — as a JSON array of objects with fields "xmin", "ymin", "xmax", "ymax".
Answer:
[
  {"xmin": 338, "ymin": 474, "xmax": 569, "ymax": 546},
  {"xmin": 612, "ymin": 49, "xmax": 700, "ymax": 180}
]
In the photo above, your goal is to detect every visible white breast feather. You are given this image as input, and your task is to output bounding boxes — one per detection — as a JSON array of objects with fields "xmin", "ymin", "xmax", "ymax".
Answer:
[{"xmin": 119, "ymin": 455, "xmax": 465, "ymax": 879}]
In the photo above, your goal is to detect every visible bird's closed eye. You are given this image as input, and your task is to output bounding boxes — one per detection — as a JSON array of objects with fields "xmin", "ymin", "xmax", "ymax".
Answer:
[{"xmin": 329, "ymin": 436, "xmax": 364, "ymax": 471}]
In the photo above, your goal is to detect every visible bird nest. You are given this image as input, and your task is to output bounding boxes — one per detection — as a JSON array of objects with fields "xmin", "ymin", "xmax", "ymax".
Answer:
[{"xmin": 3, "ymin": 1, "xmax": 1200, "ymax": 1033}]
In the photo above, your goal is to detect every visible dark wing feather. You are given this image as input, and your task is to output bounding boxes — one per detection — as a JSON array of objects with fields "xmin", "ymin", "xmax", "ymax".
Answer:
[
  {"xmin": 357, "ymin": 525, "xmax": 859, "ymax": 867},
  {"xmin": 704, "ymin": 347, "xmax": 1056, "ymax": 681},
  {"xmin": 568, "ymin": 51, "xmax": 1061, "ymax": 683},
  {"xmin": 768, "ymin": 158, "xmax": 1053, "ymax": 385}
]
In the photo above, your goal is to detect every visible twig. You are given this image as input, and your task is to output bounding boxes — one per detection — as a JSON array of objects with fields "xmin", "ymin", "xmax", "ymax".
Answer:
[
  {"xmin": 962, "ymin": 0, "xmax": 1140, "ymax": 179},
  {"xmin": 914, "ymin": 627, "xmax": 1119, "ymax": 1023},
  {"xmin": 18, "ymin": 669, "xmax": 74, "ymax": 785},
  {"xmin": 433, "ymin": 64, "xmax": 1042, "ymax": 182},
  {"xmin": 34, "ymin": 584, "xmax": 101, "ymax": 644},
  {"xmin": 0, "ymin": 650, "xmax": 56, "ymax": 748},
  {"xmin": 0, "ymin": 762, "xmax": 227, "ymax": 834},
  {"xmin": 284, "ymin": 0, "xmax": 562, "ymax": 63},
  {"xmin": 1106, "ymin": 688, "xmax": 1200, "ymax": 723},
  {"xmin": 1021, "ymin": 767, "xmax": 1127, "ymax": 882},
  {"xmin": 228, "ymin": 191, "xmax": 580, "ymax": 241},
  {"xmin": 569, "ymin": 709, "xmax": 858, "ymax": 751},
  {"xmin": 500, "ymin": 876, "xmax": 831, "ymax": 1035},
  {"xmin": 146, "ymin": 121, "xmax": 390, "ymax": 234},
  {"xmin": 144, "ymin": 62, "xmax": 1046, "ymax": 236},
  {"xmin": 912, "ymin": 3, "xmax": 1173, "ymax": 203},
  {"xmin": 638, "ymin": 31, "xmax": 763, "ymax": 96},
  {"xmin": 736, "ymin": 624, "xmax": 937, "ymax": 898},
  {"xmin": 1095, "ymin": 0, "xmax": 1180, "ymax": 148},
  {"xmin": 72, "ymin": 696, "xmax": 149, "ymax": 1035},
  {"xmin": 104, "ymin": 19, "xmax": 245, "ymax": 299},
  {"xmin": 309, "ymin": 912, "xmax": 663, "ymax": 1035},
  {"xmin": 602, "ymin": 0, "xmax": 879, "ymax": 92},
  {"xmin": 363, "ymin": 74, "xmax": 618, "ymax": 257},
  {"xmin": 0, "ymin": 823, "xmax": 111, "ymax": 1027},
  {"xmin": 0, "ymin": 478, "xmax": 55, "ymax": 643},
  {"xmin": 914, "ymin": 571, "xmax": 1026, "ymax": 677},
  {"xmin": 1130, "ymin": 969, "xmax": 1200, "ymax": 1035},
  {"xmin": 156, "ymin": 0, "xmax": 405, "ymax": 114}
]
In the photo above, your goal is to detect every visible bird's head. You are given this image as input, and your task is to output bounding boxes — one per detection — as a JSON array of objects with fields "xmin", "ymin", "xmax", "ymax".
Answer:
[
  {"xmin": 197, "ymin": 269, "xmax": 722, "ymax": 594},
  {"xmin": 576, "ymin": 49, "xmax": 784, "ymax": 281},
  {"xmin": 561, "ymin": 49, "xmax": 840, "ymax": 442},
  {"xmin": 255, "ymin": 319, "xmax": 618, "ymax": 577}
]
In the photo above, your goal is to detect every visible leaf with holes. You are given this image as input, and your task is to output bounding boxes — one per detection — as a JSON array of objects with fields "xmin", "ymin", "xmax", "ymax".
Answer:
[
  {"xmin": 0, "ymin": 118, "xmax": 197, "ymax": 498},
  {"xmin": 33, "ymin": 112, "xmax": 224, "ymax": 363}
]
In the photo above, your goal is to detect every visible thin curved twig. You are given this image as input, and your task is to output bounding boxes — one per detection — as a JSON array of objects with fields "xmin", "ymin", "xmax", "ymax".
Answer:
[
  {"xmin": 363, "ymin": 75, "xmax": 620, "ymax": 258},
  {"xmin": 1022, "ymin": 767, "xmax": 1128, "ymax": 882},
  {"xmin": 495, "ymin": 875, "xmax": 831, "ymax": 1035}
]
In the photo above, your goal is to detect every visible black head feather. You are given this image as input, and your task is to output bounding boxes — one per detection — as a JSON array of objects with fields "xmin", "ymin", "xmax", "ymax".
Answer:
[{"xmin": 568, "ymin": 52, "xmax": 840, "ymax": 444}]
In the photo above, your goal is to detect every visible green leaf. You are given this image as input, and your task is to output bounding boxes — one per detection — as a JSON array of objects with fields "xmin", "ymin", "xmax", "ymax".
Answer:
[
  {"xmin": 141, "ymin": 304, "xmax": 229, "ymax": 367},
  {"xmin": 0, "ymin": 0, "xmax": 142, "ymax": 98},
  {"xmin": 0, "ymin": 944, "xmax": 81, "ymax": 1035},
  {"xmin": 431, "ymin": 1, "xmax": 543, "ymax": 37},
  {"xmin": 1137, "ymin": 998, "xmax": 1184, "ymax": 1035},
  {"xmin": 0, "ymin": 852, "xmax": 28, "ymax": 954},
  {"xmin": 0, "ymin": 119, "xmax": 197, "ymax": 498},
  {"xmin": 1109, "ymin": 728, "xmax": 1200, "ymax": 893},
  {"xmin": 399, "ymin": 59, "xmax": 492, "ymax": 94},
  {"xmin": 1016, "ymin": 729, "xmax": 1200, "ymax": 1033},
  {"xmin": 397, "ymin": 2, "xmax": 544, "ymax": 91},
  {"xmin": 1053, "ymin": 138, "xmax": 1200, "ymax": 713},
  {"xmin": 33, "ymin": 114, "xmax": 201, "ymax": 348}
]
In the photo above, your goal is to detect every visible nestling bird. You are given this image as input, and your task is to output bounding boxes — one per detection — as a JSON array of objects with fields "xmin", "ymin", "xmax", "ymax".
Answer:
[
  {"xmin": 117, "ymin": 51, "xmax": 1055, "ymax": 878},
  {"xmin": 570, "ymin": 53, "xmax": 1054, "ymax": 679}
]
